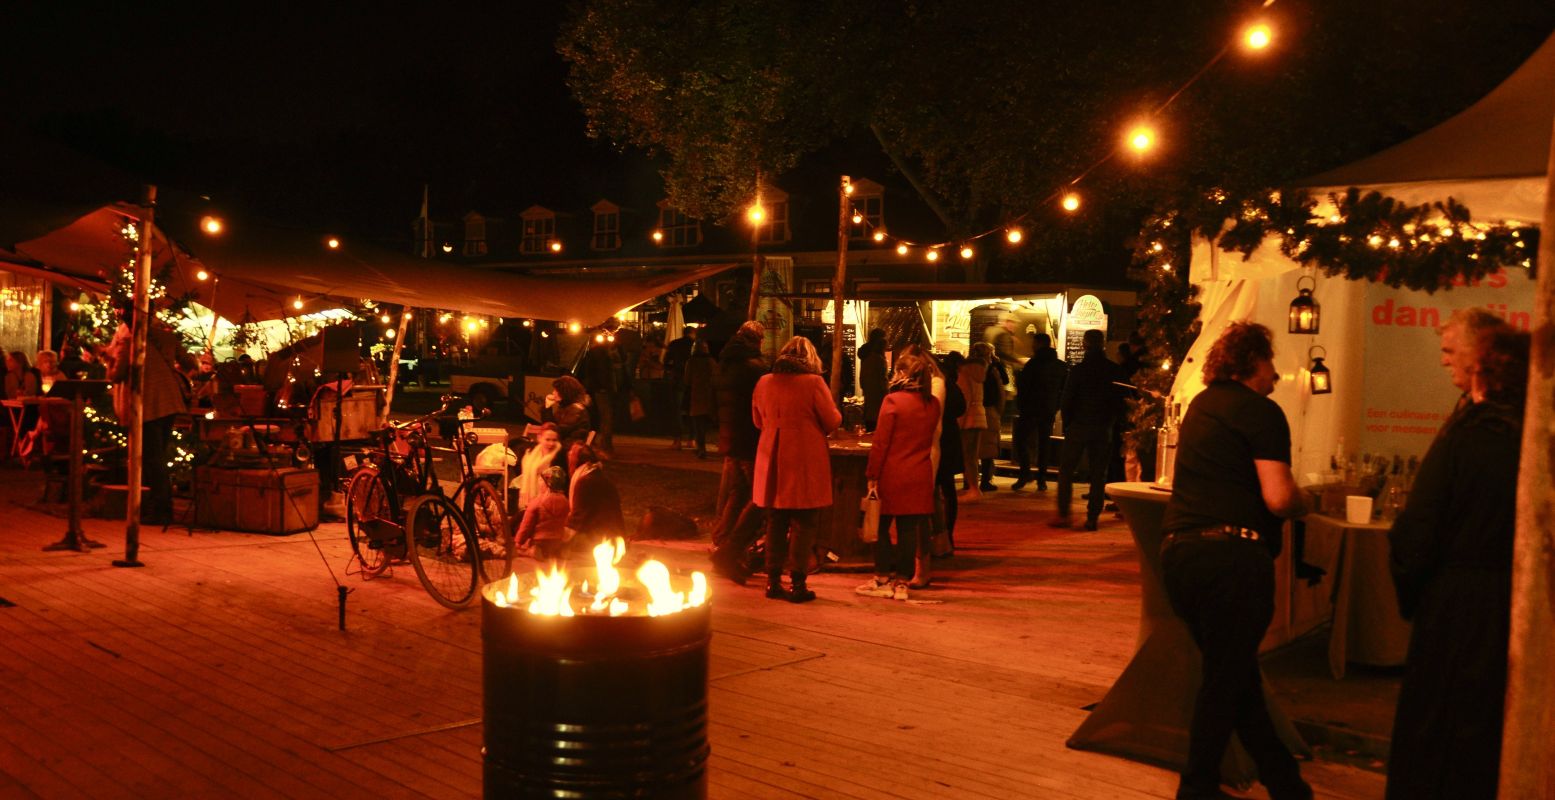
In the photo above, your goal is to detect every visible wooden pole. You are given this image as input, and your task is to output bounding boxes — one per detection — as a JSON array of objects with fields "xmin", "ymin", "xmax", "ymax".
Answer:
[
  {"xmin": 1499, "ymin": 116, "xmax": 1555, "ymax": 800},
  {"xmin": 205, "ymin": 276, "xmax": 221, "ymax": 353},
  {"xmin": 116, "ymin": 184, "xmax": 155, "ymax": 568},
  {"xmin": 829, "ymin": 176, "xmax": 850, "ymax": 402},
  {"xmin": 380, "ymin": 310, "xmax": 412, "ymax": 426}
]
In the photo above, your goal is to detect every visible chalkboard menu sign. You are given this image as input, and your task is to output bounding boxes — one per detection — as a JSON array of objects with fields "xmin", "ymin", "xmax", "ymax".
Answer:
[{"xmin": 1063, "ymin": 295, "xmax": 1108, "ymax": 365}]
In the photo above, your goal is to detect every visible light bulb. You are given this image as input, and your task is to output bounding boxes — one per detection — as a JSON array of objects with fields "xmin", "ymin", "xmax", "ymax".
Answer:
[
  {"xmin": 196, "ymin": 269, "xmax": 210, "ymax": 281},
  {"xmin": 326, "ymin": 237, "xmax": 340, "ymax": 249},
  {"xmin": 651, "ymin": 230, "xmax": 664, "ymax": 243},
  {"xmin": 1127, "ymin": 126, "xmax": 1155, "ymax": 153},
  {"xmin": 522, "ymin": 319, "xmax": 533, "ymax": 327},
  {"xmin": 1244, "ymin": 23, "xmax": 1272, "ymax": 50},
  {"xmin": 549, "ymin": 241, "xmax": 562, "ymax": 253},
  {"xmin": 200, "ymin": 216, "xmax": 223, "ymax": 235},
  {"xmin": 385, "ymin": 328, "xmax": 396, "ymax": 339},
  {"xmin": 896, "ymin": 243, "xmax": 909, "ymax": 255},
  {"xmin": 1061, "ymin": 193, "xmax": 1081, "ymax": 212},
  {"xmin": 851, "ymin": 213, "xmax": 863, "ymax": 224},
  {"xmin": 568, "ymin": 322, "xmax": 582, "ymax": 333},
  {"xmin": 747, "ymin": 204, "xmax": 765, "ymax": 224},
  {"xmin": 1006, "ymin": 228, "xmax": 1023, "ymax": 244},
  {"xmin": 872, "ymin": 231, "xmax": 885, "ymax": 242},
  {"xmin": 441, "ymin": 242, "xmax": 453, "ymax": 253},
  {"xmin": 293, "ymin": 297, "xmax": 304, "ymax": 310},
  {"xmin": 381, "ymin": 314, "xmax": 391, "ymax": 324},
  {"xmin": 926, "ymin": 249, "xmax": 940, "ymax": 262},
  {"xmin": 959, "ymin": 246, "xmax": 974, "ymax": 260},
  {"xmin": 843, "ymin": 182, "xmax": 854, "ymax": 195}
]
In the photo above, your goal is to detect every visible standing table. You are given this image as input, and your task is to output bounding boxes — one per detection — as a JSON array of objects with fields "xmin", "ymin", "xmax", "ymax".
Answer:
[
  {"xmin": 1067, "ymin": 482, "xmax": 1309, "ymax": 785},
  {"xmin": 1305, "ymin": 513, "xmax": 1411, "ymax": 678},
  {"xmin": 815, "ymin": 434, "xmax": 873, "ymax": 571}
]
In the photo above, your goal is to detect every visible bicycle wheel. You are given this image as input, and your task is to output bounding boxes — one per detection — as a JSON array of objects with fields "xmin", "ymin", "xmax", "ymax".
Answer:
[
  {"xmin": 345, "ymin": 467, "xmax": 393, "ymax": 577},
  {"xmin": 456, "ymin": 477, "xmax": 512, "ymax": 582},
  {"xmin": 406, "ymin": 494, "xmax": 480, "ymax": 609}
]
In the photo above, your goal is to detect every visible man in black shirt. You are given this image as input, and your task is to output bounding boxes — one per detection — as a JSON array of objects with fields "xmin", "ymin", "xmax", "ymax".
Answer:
[
  {"xmin": 1160, "ymin": 322, "xmax": 1310, "ymax": 800},
  {"xmin": 1051, "ymin": 328, "xmax": 1124, "ymax": 530}
]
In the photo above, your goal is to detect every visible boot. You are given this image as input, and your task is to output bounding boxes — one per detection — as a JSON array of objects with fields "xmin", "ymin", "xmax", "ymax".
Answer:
[
  {"xmin": 764, "ymin": 572, "xmax": 790, "ymax": 600},
  {"xmin": 787, "ymin": 572, "xmax": 816, "ymax": 603}
]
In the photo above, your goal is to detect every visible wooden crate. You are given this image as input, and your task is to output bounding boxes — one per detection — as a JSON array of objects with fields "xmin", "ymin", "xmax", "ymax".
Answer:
[
  {"xmin": 310, "ymin": 390, "xmax": 381, "ymax": 442},
  {"xmin": 194, "ymin": 466, "xmax": 319, "ymax": 534}
]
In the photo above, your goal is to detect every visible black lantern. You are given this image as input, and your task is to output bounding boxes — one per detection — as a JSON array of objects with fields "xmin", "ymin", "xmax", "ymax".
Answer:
[
  {"xmin": 1308, "ymin": 345, "xmax": 1332, "ymax": 395},
  {"xmin": 1288, "ymin": 275, "xmax": 1320, "ymax": 334}
]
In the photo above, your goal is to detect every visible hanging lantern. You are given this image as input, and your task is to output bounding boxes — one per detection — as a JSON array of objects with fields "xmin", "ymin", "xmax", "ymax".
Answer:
[
  {"xmin": 1308, "ymin": 345, "xmax": 1332, "ymax": 395},
  {"xmin": 1288, "ymin": 275, "xmax": 1320, "ymax": 334}
]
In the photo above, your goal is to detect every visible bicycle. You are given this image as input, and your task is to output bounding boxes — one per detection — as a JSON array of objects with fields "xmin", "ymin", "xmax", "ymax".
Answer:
[{"xmin": 343, "ymin": 400, "xmax": 512, "ymax": 608}]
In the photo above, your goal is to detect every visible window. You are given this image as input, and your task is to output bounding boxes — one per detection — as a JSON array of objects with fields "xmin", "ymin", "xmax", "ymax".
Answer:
[
  {"xmin": 657, "ymin": 203, "xmax": 701, "ymax": 247},
  {"xmin": 462, "ymin": 212, "xmax": 487, "ymax": 256},
  {"xmin": 800, "ymin": 278, "xmax": 830, "ymax": 322},
  {"xmin": 848, "ymin": 180, "xmax": 884, "ymax": 240},
  {"xmin": 521, "ymin": 206, "xmax": 556, "ymax": 254},
  {"xmin": 756, "ymin": 188, "xmax": 791, "ymax": 244},
  {"xmin": 591, "ymin": 201, "xmax": 621, "ymax": 251}
]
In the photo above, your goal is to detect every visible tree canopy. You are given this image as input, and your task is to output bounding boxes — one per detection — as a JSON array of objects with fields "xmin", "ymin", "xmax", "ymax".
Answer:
[{"xmin": 559, "ymin": 0, "xmax": 1554, "ymax": 283}]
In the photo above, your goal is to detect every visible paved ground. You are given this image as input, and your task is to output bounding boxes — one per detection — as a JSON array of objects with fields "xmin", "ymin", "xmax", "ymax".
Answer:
[{"xmin": 0, "ymin": 431, "xmax": 1392, "ymax": 798}]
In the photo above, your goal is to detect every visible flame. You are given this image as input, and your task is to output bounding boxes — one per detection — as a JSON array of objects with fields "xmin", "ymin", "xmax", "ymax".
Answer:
[
  {"xmin": 528, "ymin": 564, "xmax": 575, "ymax": 617},
  {"xmin": 590, "ymin": 537, "xmax": 626, "ymax": 613},
  {"xmin": 490, "ymin": 538, "xmax": 709, "ymax": 616}
]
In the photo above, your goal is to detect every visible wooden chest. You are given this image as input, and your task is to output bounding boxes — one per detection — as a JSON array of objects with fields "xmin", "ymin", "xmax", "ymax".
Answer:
[{"xmin": 194, "ymin": 466, "xmax": 319, "ymax": 534}]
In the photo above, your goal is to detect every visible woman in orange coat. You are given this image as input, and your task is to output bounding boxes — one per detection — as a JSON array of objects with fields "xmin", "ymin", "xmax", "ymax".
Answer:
[
  {"xmin": 751, "ymin": 336, "xmax": 842, "ymax": 602},
  {"xmin": 857, "ymin": 351, "xmax": 941, "ymax": 601}
]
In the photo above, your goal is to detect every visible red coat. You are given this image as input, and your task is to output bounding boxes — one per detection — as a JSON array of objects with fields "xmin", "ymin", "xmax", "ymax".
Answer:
[
  {"xmin": 866, "ymin": 391, "xmax": 940, "ymax": 515},
  {"xmin": 751, "ymin": 372, "xmax": 842, "ymax": 509}
]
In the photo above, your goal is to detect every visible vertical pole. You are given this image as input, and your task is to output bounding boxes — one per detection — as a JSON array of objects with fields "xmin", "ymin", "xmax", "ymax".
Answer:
[
  {"xmin": 829, "ymin": 176, "xmax": 851, "ymax": 402},
  {"xmin": 381, "ymin": 310, "xmax": 412, "ymax": 426},
  {"xmin": 205, "ymin": 276, "xmax": 221, "ymax": 353},
  {"xmin": 1499, "ymin": 116, "xmax": 1555, "ymax": 800},
  {"xmin": 117, "ymin": 184, "xmax": 155, "ymax": 568},
  {"xmin": 747, "ymin": 242, "xmax": 762, "ymax": 322}
]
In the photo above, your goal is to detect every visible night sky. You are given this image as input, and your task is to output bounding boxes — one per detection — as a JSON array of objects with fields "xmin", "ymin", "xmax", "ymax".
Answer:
[{"xmin": 5, "ymin": 3, "xmax": 1553, "ymax": 258}]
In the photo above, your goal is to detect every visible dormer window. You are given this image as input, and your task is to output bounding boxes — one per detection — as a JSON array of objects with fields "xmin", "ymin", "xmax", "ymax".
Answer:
[
  {"xmin": 848, "ymin": 179, "xmax": 884, "ymax": 240},
  {"xmin": 656, "ymin": 201, "xmax": 701, "ymax": 248},
  {"xmin": 591, "ymin": 200, "xmax": 621, "ymax": 251},
  {"xmin": 462, "ymin": 211, "xmax": 487, "ymax": 256},
  {"xmin": 521, "ymin": 206, "xmax": 557, "ymax": 254},
  {"xmin": 755, "ymin": 187, "xmax": 790, "ymax": 245}
]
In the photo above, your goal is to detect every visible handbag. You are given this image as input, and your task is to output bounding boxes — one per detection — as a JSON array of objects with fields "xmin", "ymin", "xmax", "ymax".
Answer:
[
  {"xmin": 860, "ymin": 487, "xmax": 881, "ymax": 543},
  {"xmin": 628, "ymin": 392, "xmax": 647, "ymax": 422}
]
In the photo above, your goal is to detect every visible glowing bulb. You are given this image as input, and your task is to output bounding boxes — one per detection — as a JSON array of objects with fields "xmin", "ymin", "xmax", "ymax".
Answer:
[
  {"xmin": 403, "ymin": 311, "xmax": 412, "ymax": 320},
  {"xmin": 1244, "ymin": 23, "xmax": 1272, "ymax": 50},
  {"xmin": 69, "ymin": 301, "xmax": 82, "ymax": 312},
  {"xmin": 926, "ymin": 249, "xmax": 940, "ymax": 262},
  {"xmin": 465, "ymin": 321, "xmax": 478, "ymax": 333},
  {"xmin": 851, "ymin": 213, "xmax": 863, "ymax": 224},
  {"xmin": 651, "ymin": 229, "xmax": 664, "ymax": 243},
  {"xmin": 522, "ymin": 319, "xmax": 533, "ymax": 327},
  {"xmin": 872, "ymin": 231, "xmax": 885, "ymax": 242},
  {"xmin": 595, "ymin": 333, "xmax": 605, "ymax": 343},
  {"xmin": 747, "ymin": 204, "xmax": 765, "ymax": 224},
  {"xmin": 385, "ymin": 328, "xmax": 396, "ymax": 339},
  {"xmin": 441, "ymin": 242, "xmax": 453, "ymax": 253},
  {"xmin": 1128, "ymin": 126, "xmax": 1155, "ymax": 153},
  {"xmin": 1006, "ymin": 228, "xmax": 1023, "ymax": 244},
  {"xmin": 381, "ymin": 314, "xmax": 391, "ymax": 324},
  {"xmin": 568, "ymin": 322, "xmax": 582, "ymax": 333},
  {"xmin": 196, "ymin": 269, "xmax": 210, "ymax": 281},
  {"xmin": 549, "ymin": 240, "xmax": 562, "ymax": 253},
  {"xmin": 1061, "ymin": 193, "xmax": 1081, "ymax": 212},
  {"xmin": 959, "ymin": 245, "xmax": 974, "ymax": 260},
  {"xmin": 843, "ymin": 182, "xmax": 855, "ymax": 195},
  {"xmin": 326, "ymin": 237, "xmax": 340, "ymax": 249},
  {"xmin": 200, "ymin": 216, "xmax": 223, "ymax": 235},
  {"xmin": 293, "ymin": 296, "xmax": 304, "ymax": 310},
  {"xmin": 896, "ymin": 243, "xmax": 909, "ymax": 255}
]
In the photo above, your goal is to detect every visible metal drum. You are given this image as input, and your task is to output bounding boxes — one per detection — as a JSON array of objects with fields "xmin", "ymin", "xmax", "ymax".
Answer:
[{"xmin": 481, "ymin": 587, "xmax": 710, "ymax": 799}]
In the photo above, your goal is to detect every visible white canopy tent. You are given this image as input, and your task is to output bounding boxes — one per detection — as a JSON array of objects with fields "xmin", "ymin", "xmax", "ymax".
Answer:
[{"xmin": 1170, "ymin": 32, "xmax": 1554, "ymax": 478}]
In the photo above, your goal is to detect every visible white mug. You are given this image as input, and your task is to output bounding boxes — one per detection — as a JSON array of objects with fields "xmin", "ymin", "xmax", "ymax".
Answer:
[{"xmin": 1345, "ymin": 495, "xmax": 1374, "ymax": 525}]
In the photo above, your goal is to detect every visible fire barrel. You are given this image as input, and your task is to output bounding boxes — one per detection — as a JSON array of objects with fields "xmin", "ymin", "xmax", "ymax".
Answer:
[{"xmin": 481, "ymin": 585, "xmax": 711, "ymax": 799}]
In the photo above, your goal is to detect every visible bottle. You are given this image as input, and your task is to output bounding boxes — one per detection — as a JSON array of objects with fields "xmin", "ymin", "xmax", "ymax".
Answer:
[{"xmin": 1155, "ymin": 399, "xmax": 1179, "ymax": 487}]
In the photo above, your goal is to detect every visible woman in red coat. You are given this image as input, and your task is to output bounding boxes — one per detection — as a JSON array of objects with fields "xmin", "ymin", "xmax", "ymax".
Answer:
[
  {"xmin": 751, "ymin": 336, "xmax": 842, "ymax": 602},
  {"xmin": 858, "ymin": 352, "xmax": 941, "ymax": 601}
]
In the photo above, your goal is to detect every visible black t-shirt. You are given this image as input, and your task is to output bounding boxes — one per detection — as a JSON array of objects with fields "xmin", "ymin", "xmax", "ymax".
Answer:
[{"xmin": 1162, "ymin": 380, "xmax": 1291, "ymax": 555}]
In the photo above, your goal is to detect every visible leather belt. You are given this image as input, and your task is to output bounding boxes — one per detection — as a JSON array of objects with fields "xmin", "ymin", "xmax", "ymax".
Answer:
[{"xmin": 1164, "ymin": 524, "xmax": 1262, "ymax": 547}]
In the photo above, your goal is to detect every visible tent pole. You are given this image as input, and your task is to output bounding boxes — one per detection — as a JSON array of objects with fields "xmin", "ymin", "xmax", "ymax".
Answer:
[
  {"xmin": 381, "ymin": 310, "xmax": 411, "ymax": 426},
  {"xmin": 114, "ymin": 184, "xmax": 155, "ymax": 568},
  {"xmin": 1499, "ymin": 115, "xmax": 1555, "ymax": 800}
]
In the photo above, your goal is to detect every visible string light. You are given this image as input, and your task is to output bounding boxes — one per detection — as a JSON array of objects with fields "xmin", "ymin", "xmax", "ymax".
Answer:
[
  {"xmin": 1244, "ymin": 23, "xmax": 1272, "ymax": 50},
  {"xmin": 747, "ymin": 204, "xmax": 765, "ymax": 225},
  {"xmin": 1005, "ymin": 228, "xmax": 1023, "ymax": 244},
  {"xmin": 896, "ymin": 243, "xmax": 909, "ymax": 255},
  {"xmin": 200, "ymin": 216, "xmax": 223, "ymax": 235},
  {"xmin": 1127, "ymin": 125, "xmax": 1156, "ymax": 153},
  {"xmin": 385, "ymin": 328, "xmax": 396, "ymax": 339},
  {"xmin": 549, "ymin": 240, "xmax": 563, "ymax": 253},
  {"xmin": 196, "ymin": 269, "xmax": 210, "ymax": 281},
  {"xmin": 925, "ymin": 249, "xmax": 940, "ymax": 262},
  {"xmin": 380, "ymin": 313, "xmax": 391, "ymax": 324},
  {"xmin": 959, "ymin": 245, "xmax": 975, "ymax": 260},
  {"xmin": 326, "ymin": 237, "xmax": 341, "ymax": 249},
  {"xmin": 851, "ymin": 212, "xmax": 863, "ymax": 224},
  {"xmin": 293, "ymin": 296, "xmax": 304, "ymax": 310},
  {"xmin": 568, "ymin": 322, "xmax": 582, "ymax": 333},
  {"xmin": 1062, "ymin": 193, "xmax": 1082, "ymax": 212},
  {"xmin": 441, "ymin": 242, "xmax": 453, "ymax": 253},
  {"xmin": 872, "ymin": 231, "xmax": 886, "ymax": 242},
  {"xmin": 651, "ymin": 230, "xmax": 664, "ymax": 243}
]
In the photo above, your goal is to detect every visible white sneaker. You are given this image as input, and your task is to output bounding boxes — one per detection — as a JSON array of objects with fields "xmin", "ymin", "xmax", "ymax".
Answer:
[
  {"xmin": 855, "ymin": 578, "xmax": 894, "ymax": 598},
  {"xmin": 892, "ymin": 582, "xmax": 910, "ymax": 601}
]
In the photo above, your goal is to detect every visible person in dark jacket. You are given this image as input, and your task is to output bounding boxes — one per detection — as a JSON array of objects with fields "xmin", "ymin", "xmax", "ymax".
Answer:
[
  {"xmin": 581, "ymin": 336, "xmax": 629, "ymax": 456},
  {"xmin": 978, "ymin": 352, "xmax": 1008, "ymax": 492},
  {"xmin": 542, "ymin": 375, "xmax": 592, "ymax": 447},
  {"xmin": 709, "ymin": 321, "xmax": 767, "ymax": 583},
  {"xmin": 567, "ymin": 443, "xmax": 624, "ymax": 547},
  {"xmin": 1013, "ymin": 333, "xmax": 1067, "ymax": 491},
  {"xmin": 1051, "ymin": 328, "xmax": 1124, "ymax": 530},
  {"xmin": 663, "ymin": 325, "xmax": 696, "ymax": 449},
  {"xmin": 857, "ymin": 328, "xmax": 889, "ymax": 432},
  {"xmin": 683, "ymin": 339, "xmax": 717, "ymax": 459},
  {"xmin": 1385, "ymin": 313, "xmax": 1525, "ymax": 800},
  {"xmin": 934, "ymin": 351, "xmax": 968, "ymax": 558}
]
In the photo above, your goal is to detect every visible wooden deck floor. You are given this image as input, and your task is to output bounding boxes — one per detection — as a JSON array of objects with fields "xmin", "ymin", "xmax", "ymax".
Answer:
[{"xmin": 0, "ymin": 461, "xmax": 1384, "ymax": 799}]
